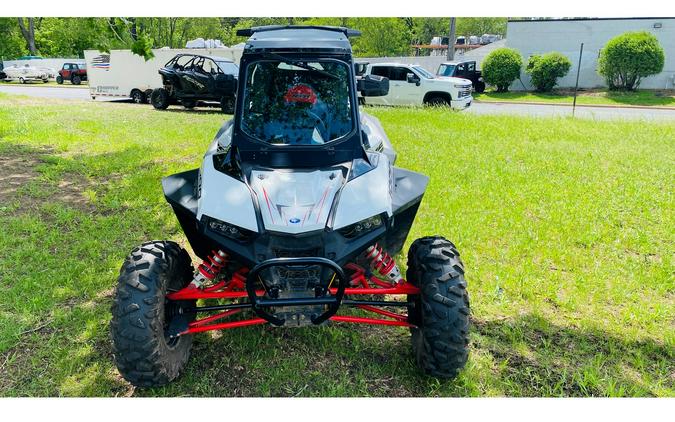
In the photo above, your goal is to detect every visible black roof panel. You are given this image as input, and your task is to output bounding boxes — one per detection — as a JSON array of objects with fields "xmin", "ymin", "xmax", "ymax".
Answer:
[{"xmin": 240, "ymin": 26, "xmax": 359, "ymax": 53}]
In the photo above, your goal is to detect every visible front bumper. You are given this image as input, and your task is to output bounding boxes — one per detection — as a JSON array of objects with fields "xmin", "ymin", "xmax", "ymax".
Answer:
[
  {"xmin": 246, "ymin": 257, "xmax": 348, "ymax": 326},
  {"xmin": 451, "ymin": 96, "xmax": 472, "ymax": 110}
]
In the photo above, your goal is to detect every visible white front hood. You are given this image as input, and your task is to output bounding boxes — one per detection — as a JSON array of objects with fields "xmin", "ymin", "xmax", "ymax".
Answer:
[
  {"xmin": 434, "ymin": 76, "xmax": 472, "ymax": 86},
  {"xmin": 249, "ymin": 169, "xmax": 344, "ymax": 234}
]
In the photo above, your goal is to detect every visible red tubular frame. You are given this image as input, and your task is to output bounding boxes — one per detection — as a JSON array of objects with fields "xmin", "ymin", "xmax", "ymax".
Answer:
[{"xmin": 171, "ymin": 264, "xmax": 419, "ymax": 336}]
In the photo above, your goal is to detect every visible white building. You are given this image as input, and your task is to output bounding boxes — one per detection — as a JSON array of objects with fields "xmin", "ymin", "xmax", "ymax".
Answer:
[{"xmin": 506, "ymin": 18, "xmax": 675, "ymax": 90}]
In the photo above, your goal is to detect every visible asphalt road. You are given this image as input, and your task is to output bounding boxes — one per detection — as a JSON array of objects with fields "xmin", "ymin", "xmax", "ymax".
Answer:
[
  {"xmin": 0, "ymin": 84, "xmax": 93, "ymax": 100},
  {"xmin": 467, "ymin": 101, "xmax": 675, "ymax": 121},
  {"xmin": 1, "ymin": 84, "xmax": 674, "ymax": 120}
]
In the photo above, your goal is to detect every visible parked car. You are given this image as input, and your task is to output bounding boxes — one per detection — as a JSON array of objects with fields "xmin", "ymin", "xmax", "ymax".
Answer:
[
  {"xmin": 2, "ymin": 64, "xmax": 49, "ymax": 83},
  {"xmin": 359, "ymin": 62, "xmax": 472, "ymax": 109},
  {"xmin": 437, "ymin": 60, "xmax": 485, "ymax": 93},
  {"xmin": 151, "ymin": 53, "xmax": 238, "ymax": 113},
  {"xmin": 57, "ymin": 62, "xmax": 87, "ymax": 85},
  {"xmin": 0, "ymin": 62, "xmax": 6, "ymax": 81}
]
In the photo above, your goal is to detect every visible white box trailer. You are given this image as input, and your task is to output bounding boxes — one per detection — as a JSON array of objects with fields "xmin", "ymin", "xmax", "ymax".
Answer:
[{"xmin": 84, "ymin": 48, "xmax": 243, "ymax": 101}]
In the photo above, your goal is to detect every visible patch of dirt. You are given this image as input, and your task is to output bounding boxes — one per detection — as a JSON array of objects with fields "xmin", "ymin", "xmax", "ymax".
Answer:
[
  {"xmin": 0, "ymin": 147, "xmax": 97, "ymax": 215},
  {"xmin": 0, "ymin": 152, "xmax": 43, "ymax": 205}
]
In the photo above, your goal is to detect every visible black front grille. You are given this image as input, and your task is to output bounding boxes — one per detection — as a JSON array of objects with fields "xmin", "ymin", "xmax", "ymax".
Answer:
[{"xmin": 274, "ymin": 248, "xmax": 321, "ymax": 258}]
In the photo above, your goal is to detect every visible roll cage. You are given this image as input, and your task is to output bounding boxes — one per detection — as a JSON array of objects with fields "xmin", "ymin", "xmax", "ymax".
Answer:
[{"xmin": 164, "ymin": 54, "xmax": 237, "ymax": 75}]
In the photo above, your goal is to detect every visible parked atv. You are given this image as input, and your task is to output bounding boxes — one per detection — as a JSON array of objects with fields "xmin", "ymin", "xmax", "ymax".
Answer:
[
  {"xmin": 151, "ymin": 54, "xmax": 238, "ymax": 113},
  {"xmin": 112, "ymin": 26, "xmax": 470, "ymax": 387},
  {"xmin": 437, "ymin": 60, "xmax": 485, "ymax": 93},
  {"xmin": 56, "ymin": 62, "xmax": 87, "ymax": 85}
]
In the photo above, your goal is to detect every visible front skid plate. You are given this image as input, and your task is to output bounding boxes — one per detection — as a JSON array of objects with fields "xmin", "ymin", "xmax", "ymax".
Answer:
[{"xmin": 245, "ymin": 257, "xmax": 348, "ymax": 326}]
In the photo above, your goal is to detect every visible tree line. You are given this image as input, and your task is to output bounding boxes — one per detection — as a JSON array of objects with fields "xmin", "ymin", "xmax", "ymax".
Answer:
[{"xmin": 0, "ymin": 17, "xmax": 507, "ymax": 60}]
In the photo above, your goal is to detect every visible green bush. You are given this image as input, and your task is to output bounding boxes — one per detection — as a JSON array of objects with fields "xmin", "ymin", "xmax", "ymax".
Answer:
[
  {"xmin": 526, "ymin": 52, "xmax": 572, "ymax": 92},
  {"xmin": 598, "ymin": 31, "xmax": 665, "ymax": 90},
  {"xmin": 482, "ymin": 48, "xmax": 523, "ymax": 92}
]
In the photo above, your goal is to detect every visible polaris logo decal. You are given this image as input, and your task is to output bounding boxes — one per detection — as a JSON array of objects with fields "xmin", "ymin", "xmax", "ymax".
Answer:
[{"xmin": 289, "ymin": 218, "xmax": 301, "ymax": 224}]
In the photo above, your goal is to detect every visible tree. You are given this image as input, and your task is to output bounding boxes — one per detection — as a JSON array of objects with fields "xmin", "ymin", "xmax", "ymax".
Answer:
[
  {"xmin": 0, "ymin": 18, "xmax": 27, "ymax": 58},
  {"xmin": 482, "ymin": 48, "xmax": 523, "ymax": 92},
  {"xmin": 526, "ymin": 52, "xmax": 572, "ymax": 92},
  {"xmin": 17, "ymin": 17, "xmax": 38, "ymax": 55},
  {"xmin": 33, "ymin": 18, "xmax": 111, "ymax": 58},
  {"xmin": 598, "ymin": 31, "xmax": 665, "ymax": 90},
  {"xmin": 349, "ymin": 18, "xmax": 411, "ymax": 57},
  {"xmin": 456, "ymin": 17, "xmax": 507, "ymax": 37}
]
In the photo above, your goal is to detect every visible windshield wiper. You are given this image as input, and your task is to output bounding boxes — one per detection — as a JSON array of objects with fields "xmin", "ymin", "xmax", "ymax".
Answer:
[{"xmin": 262, "ymin": 52, "xmax": 339, "ymax": 79}]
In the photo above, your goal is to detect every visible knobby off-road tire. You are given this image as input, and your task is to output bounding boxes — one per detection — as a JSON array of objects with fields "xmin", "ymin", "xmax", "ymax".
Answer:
[
  {"xmin": 111, "ymin": 240, "xmax": 196, "ymax": 387},
  {"xmin": 72, "ymin": 75, "xmax": 82, "ymax": 85},
  {"xmin": 407, "ymin": 236, "xmax": 470, "ymax": 379},
  {"xmin": 56, "ymin": 75, "xmax": 63, "ymax": 84},
  {"xmin": 151, "ymin": 88, "xmax": 170, "ymax": 110}
]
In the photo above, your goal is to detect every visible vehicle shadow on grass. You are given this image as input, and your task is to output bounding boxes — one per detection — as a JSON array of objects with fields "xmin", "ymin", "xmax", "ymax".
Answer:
[
  {"xmin": 470, "ymin": 314, "xmax": 673, "ymax": 397},
  {"xmin": 125, "ymin": 312, "xmax": 672, "ymax": 397}
]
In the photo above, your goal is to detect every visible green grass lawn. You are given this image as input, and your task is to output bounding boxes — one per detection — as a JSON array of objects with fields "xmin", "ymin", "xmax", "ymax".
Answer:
[
  {"xmin": 0, "ymin": 94, "xmax": 673, "ymax": 397},
  {"xmin": 474, "ymin": 89, "xmax": 675, "ymax": 108}
]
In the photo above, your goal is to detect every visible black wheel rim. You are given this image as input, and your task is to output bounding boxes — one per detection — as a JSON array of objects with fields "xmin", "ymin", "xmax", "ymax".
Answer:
[{"xmin": 163, "ymin": 299, "xmax": 185, "ymax": 348}]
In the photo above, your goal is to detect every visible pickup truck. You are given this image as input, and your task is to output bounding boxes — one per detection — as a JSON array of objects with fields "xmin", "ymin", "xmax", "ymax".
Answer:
[
  {"xmin": 437, "ymin": 60, "xmax": 485, "ymax": 93},
  {"xmin": 359, "ymin": 62, "xmax": 472, "ymax": 109}
]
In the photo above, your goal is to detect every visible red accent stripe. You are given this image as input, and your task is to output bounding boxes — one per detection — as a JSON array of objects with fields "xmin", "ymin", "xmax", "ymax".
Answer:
[
  {"xmin": 301, "ymin": 208, "xmax": 310, "ymax": 227},
  {"xmin": 315, "ymin": 187, "xmax": 330, "ymax": 223},
  {"xmin": 261, "ymin": 186, "xmax": 275, "ymax": 224}
]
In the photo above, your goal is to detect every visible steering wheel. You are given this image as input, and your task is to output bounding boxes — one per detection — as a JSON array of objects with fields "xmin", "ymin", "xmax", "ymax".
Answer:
[{"xmin": 304, "ymin": 110, "xmax": 328, "ymax": 140}]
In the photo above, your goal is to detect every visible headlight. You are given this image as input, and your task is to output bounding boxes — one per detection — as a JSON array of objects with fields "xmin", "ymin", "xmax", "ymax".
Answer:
[
  {"xmin": 454, "ymin": 84, "xmax": 470, "ymax": 89},
  {"xmin": 337, "ymin": 215, "xmax": 383, "ymax": 239},
  {"xmin": 205, "ymin": 216, "xmax": 254, "ymax": 242}
]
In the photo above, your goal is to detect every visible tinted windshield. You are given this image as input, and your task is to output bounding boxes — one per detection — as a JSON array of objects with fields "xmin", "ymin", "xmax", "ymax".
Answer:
[
  {"xmin": 217, "ymin": 61, "xmax": 239, "ymax": 75},
  {"xmin": 437, "ymin": 64, "xmax": 455, "ymax": 76},
  {"xmin": 241, "ymin": 59, "xmax": 353, "ymax": 146},
  {"xmin": 413, "ymin": 66, "xmax": 435, "ymax": 79}
]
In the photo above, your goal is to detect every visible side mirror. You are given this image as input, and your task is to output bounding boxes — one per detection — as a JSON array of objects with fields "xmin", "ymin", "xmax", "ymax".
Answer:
[
  {"xmin": 357, "ymin": 74, "xmax": 389, "ymax": 97},
  {"xmin": 354, "ymin": 62, "xmax": 369, "ymax": 77},
  {"xmin": 406, "ymin": 73, "xmax": 420, "ymax": 86}
]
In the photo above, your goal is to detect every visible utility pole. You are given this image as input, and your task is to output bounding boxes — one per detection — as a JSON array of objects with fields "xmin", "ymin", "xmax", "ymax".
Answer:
[
  {"xmin": 572, "ymin": 43, "xmax": 584, "ymax": 117},
  {"xmin": 447, "ymin": 18, "xmax": 456, "ymax": 61}
]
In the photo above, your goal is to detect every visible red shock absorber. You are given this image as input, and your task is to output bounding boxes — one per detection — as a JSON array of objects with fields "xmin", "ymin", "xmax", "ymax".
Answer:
[
  {"xmin": 363, "ymin": 243, "xmax": 403, "ymax": 285},
  {"xmin": 188, "ymin": 250, "xmax": 229, "ymax": 289}
]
